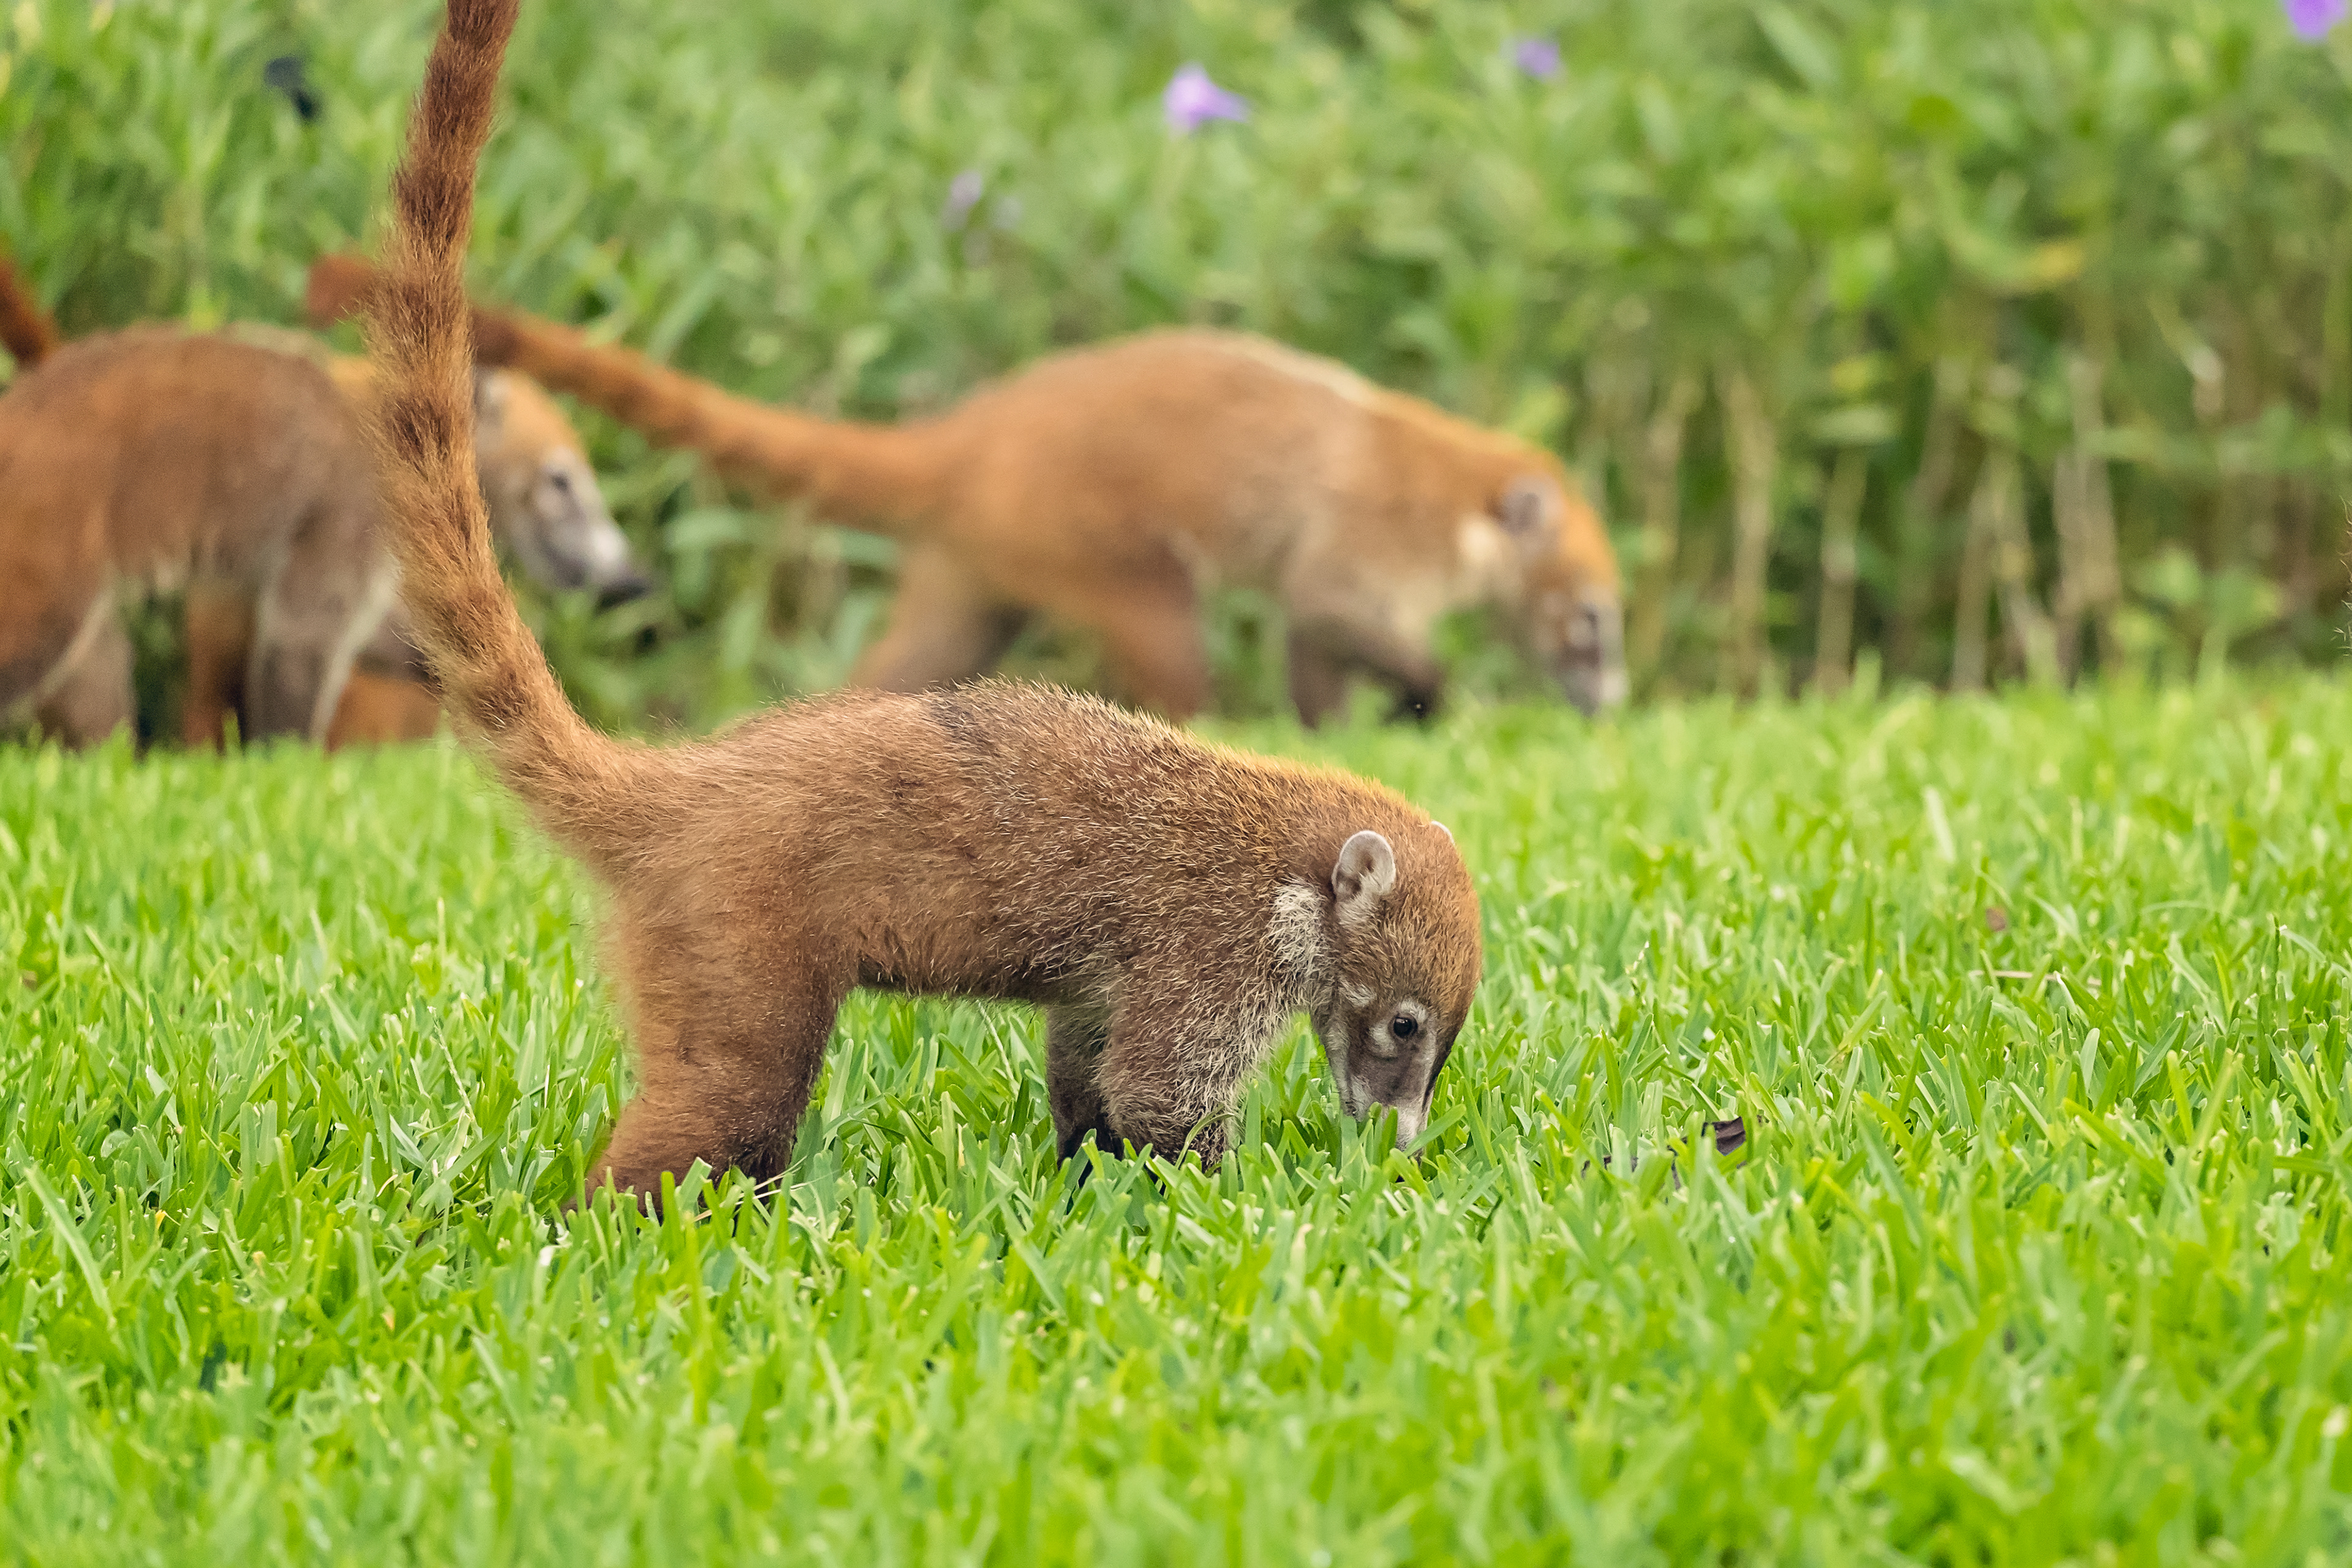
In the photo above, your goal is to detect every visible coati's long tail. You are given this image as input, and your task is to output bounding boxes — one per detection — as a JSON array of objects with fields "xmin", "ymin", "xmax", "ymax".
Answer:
[
  {"xmin": 360, "ymin": 0, "xmax": 654, "ymax": 873},
  {"xmin": 0, "ymin": 257, "xmax": 62, "ymax": 368},
  {"xmin": 311, "ymin": 252, "xmax": 946, "ymax": 529}
]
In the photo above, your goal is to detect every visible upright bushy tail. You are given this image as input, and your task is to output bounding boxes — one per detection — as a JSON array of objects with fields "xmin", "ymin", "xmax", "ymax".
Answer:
[
  {"xmin": 0, "ymin": 257, "xmax": 62, "ymax": 368},
  {"xmin": 361, "ymin": 0, "xmax": 655, "ymax": 872},
  {"xmin": 312, "ymin": 252, "xmax": 946, "ymax": 529}
]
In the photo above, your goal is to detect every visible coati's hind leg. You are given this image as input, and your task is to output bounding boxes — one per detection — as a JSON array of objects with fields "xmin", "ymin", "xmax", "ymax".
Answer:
[
  {"xmin": 1046, "ymin": 1006, "xmax": 1120, "ymax": 1161},
  {"xmin": 2, "ymin": 571, "xmax": 111, "ymax": 735},
  {"xmin": 590, "ymin": 925, "xmax": 851, "ymax": 1208},
  {"xmin": 1285, "ymin": 609, "xmax": 1446, "ymax": 725},
  {"xmin": 31, "ymin": 596, "xmax": 135, "ymax": 746},
  {"xmin": 851, "ymin": 544, "xmax": 1029, "ymax": 692},
  {"xmin": 244, "ymin": 506, "xmax": 396, "ymax": 743}
]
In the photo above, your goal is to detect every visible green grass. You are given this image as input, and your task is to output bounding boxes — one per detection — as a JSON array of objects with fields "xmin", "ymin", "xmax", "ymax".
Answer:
[{"xmin": 6, "ymin": 679, "xmax": 2352, "ymax": 1563}]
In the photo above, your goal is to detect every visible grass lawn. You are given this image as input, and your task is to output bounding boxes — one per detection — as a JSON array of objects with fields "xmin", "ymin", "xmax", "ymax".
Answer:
[{"xmin": 4, "ymin": 679, "xmax": 2351, "ymax": 1564}]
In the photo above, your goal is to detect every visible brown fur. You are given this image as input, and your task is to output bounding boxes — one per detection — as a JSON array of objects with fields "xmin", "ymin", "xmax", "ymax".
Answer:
[
  {"xmin": 0, "ymin": 257, "xmax": 62, "ymax": 370},
  {"xmin": 176, "ymin": 353, "xmax": 636, "ymax": 748},
  {"xmin": 326, "ymin": 668, "xmax": 448, "ymax": 745},
  {"xmin": 0, "ymin": 328, "xmax": 394, "ymax": 745},
  {"xmin": 311, "ymin": 253, "xmax": 1626, "ymax": 725},
  {"xmin": 361, "ymin": 0, "xmax": 1485, "ymax": 1205},
  {"xmin": 0, "ymin": 267, "xmax": 637, "ymax": 749}
]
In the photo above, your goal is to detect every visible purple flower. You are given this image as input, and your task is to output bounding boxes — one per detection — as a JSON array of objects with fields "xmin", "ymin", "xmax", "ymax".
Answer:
[
  {"xmin": 1510, "ymin": 36, "xmax": 1562, "ymax": 80},
  {"xmin": 1163, "ymin": 63, "xmax": 1250, "ymax": 135},
  {"xmin": 943, "ymin": 168, "xmax": 986, "ymax": 227},
  {"xmin": 2286, "ymin": 0, "xmax": 2346, "ymax": 39}
]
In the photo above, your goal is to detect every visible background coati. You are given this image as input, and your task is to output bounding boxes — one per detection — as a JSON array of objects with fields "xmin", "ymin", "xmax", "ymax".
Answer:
[
  {"xmin": 359, "ymin": 0, "xmax": 1483, "ymax": 1204},
  {"xmin": 0, "ymin": 262, "xmax": 644, "ymax": 747},
  {"xmin": 0, "ymin": 327, "xmax": 394, "ymax": 745},
  {"xmin": 311, "ymin": 254, "xmax": 1626, "ymax": 726}
]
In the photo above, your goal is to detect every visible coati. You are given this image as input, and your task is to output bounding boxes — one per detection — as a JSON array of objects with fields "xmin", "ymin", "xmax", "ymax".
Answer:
[
  {"xmin": 206, "ymin": 351, "xmax": 648, "ymax": 747},
  {"xmin": 0, "ymin": 262, "xmax": 643, "ymax": 747},
  {"xmin": 361, "ymin": 0, "xmax": 1485, "ymax": 1202},
  {"xmin": 0, "ymin": 326, "xmax": 394, "ymax": 745},
  {"xmin": 309, "ymin": 255, "xmax": 1627, "ymax": 726}
]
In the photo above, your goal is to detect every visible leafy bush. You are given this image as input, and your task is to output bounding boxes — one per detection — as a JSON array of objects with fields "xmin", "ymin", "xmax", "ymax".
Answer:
[{"xmin": 5, "ymin": 0, "xmax": 2349, "ymax": 725}]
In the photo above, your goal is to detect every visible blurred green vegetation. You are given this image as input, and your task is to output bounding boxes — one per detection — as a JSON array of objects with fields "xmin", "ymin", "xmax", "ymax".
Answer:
[{"xmin": 5, "ymin": 0, "xmax": 2351, "ymax": 728}]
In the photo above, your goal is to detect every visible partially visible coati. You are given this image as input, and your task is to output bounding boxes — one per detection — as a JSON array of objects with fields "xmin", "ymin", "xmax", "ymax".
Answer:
[
  {"xmin": 0, "ymin": 258, "xmax": 643, "ymax": 747},
  {"xmin": 193, "ymin": 350, "xmax": 647, "ymax": 747},
  {"xmin": 0, "ymin": 326, "xmax": 394, "ymax": 745},
  {"xmin": 310, "ymin": 254, "xmax": 1626, "ymax": 725},
  {"xmin": 361, "ymin": 0, "xmax": 1485, "ymax": 1204}
]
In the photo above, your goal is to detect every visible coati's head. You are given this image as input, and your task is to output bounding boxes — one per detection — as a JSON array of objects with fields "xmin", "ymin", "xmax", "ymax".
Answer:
[
  {"xmin": 472, "ymin": 368, "xmax": 650, "ymax": 605},
  {"xmin": 1486, "ymin": 466, "xmax": 1627, "ymax": 715},
  {"xmin": 1309, "ymin": 822, "xmax": 1483, "ymax": 1151}
]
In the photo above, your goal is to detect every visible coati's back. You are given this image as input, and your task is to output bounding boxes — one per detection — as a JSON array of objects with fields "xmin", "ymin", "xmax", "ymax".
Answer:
[
  {"xmin": 918, "ymin": 327, "xmax": 1608, "ymax": 582},
  {"xmin": 622, "ymin": 680, "xmax": 1472, "ymax": 1005},
  {"xmin": 0, "ymin": 328, "xmax": 374, "ymax": 575}
]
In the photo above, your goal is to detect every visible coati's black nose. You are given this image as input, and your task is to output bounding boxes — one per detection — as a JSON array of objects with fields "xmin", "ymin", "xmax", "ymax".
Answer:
[{"xmin": 597, "ymin": 569, "xmax": 653, "ymax": 608}]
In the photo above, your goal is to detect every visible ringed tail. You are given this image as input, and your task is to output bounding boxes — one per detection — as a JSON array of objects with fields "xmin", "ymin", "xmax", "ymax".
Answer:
[
  {"xmin": 360, "ymin": 0, "xmax": 654, "ymax": 873},
  {"xmin": 312, "ymin": 251, "xmax": 944, "ymax": 529}
]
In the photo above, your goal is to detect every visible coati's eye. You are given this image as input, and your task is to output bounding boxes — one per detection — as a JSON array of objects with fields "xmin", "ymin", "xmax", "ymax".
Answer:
[{"xmin": 1391, "ymin": 1014, "xmax": 1420, "ymax": 1041}]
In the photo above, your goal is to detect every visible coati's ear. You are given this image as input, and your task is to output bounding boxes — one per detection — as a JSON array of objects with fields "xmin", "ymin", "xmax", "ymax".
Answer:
[
  {"xmin": 472, "ymin": 366, "xmax": 510, "ymax": 437},
  {"xmin": 1495, "ymin": 477, "xmax": 1556, "ymax": 553},
  {"xmin": 1333, "ymin": 830, "xmax": 1398, "ymax": 919}
]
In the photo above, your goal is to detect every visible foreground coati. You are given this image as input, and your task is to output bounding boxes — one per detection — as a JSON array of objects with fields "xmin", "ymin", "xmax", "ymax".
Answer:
[
  {"xmin": 361, "ymin": 0, "xmax": 1483, "ymax": 1203},
  {"xmin": 311, "ymin": 255, "xmax": 1627, "ymax": 725},
  {"xmin": 0, "ymin": 266, "xmax": 643, "ymax": 747}
]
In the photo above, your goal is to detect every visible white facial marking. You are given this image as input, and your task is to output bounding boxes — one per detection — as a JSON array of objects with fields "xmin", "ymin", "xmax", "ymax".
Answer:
[{"xmin": 1456, "ymin": 514, "xmax": 1510, "ymax": 586}]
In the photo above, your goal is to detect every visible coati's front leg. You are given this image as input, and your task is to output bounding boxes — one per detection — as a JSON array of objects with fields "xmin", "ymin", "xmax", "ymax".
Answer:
[
  {"xmin": 1089, "ymin": 996, "xmax": 1279, "ymax": 1169},
  {"xmin": 1284, "ymin": 627, "xmax": 1352, "ymax": 729},
  {"xmin": 1284, "ymin": 611, "xmax": 1446, "ymax": 728},
  {"xmin": 1089, "ymin": 588, "xmax": 1212, "ymax": 720},
  {"xmin": 1046, "ymin": 1005, "xmax": 1120, "ymax": 1161},
  {"xmin": 181, "ymin": 581, "xmax": 254, "ymax": 748}
]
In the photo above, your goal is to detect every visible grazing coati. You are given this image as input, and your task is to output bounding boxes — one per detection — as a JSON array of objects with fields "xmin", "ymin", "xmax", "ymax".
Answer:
[
  {"xmin": 0, "ymin": 326, "xmax": 396, "ymax": 745},
  {"xmin": 310, "ymin": 254, "xmax": 1627, "ymax": 725},
  {"xmin": 0, "ymin": 262, "xmax": 643, "ymax": 747},
  {"xmin": 361, "ymin": 0, "xmax": 1483, "ymax": 1204},
  {"xmin": 186, "ymin": 351, "xmax": 648, "ymax": 747}
]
